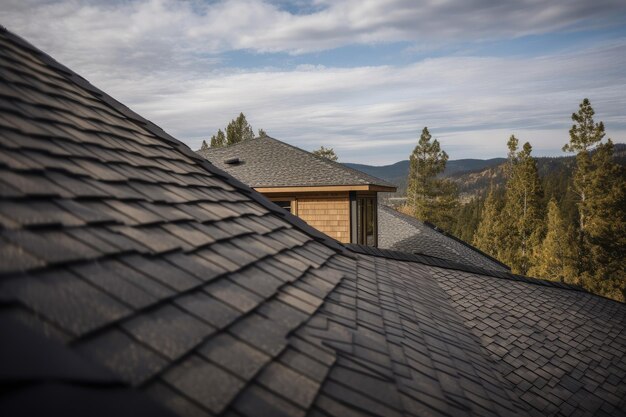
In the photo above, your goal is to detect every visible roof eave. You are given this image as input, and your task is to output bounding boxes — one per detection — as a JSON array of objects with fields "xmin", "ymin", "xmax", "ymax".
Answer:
[{"xmin": 254, "ymin": 184, "xmax": 397, "ymax": 193}]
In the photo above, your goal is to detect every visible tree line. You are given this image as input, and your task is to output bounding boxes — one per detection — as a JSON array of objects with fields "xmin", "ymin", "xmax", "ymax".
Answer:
[
  {"xmin": 199, "ymin": 112, "xmax": 339, "ymax": 161},
  {"xmin": 199, "ymin": 113, "xmax": 267, "ymax": 151},
  {"xmin": 403, "ymin": 99, "xmax": 625, "ymax": 302}
]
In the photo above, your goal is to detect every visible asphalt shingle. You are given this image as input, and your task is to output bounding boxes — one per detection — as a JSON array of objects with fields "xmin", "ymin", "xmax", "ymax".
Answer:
[
  {"xmin": 198, "ymin": 136, "xmax": 396, "ymax": 189},
  {"xmin": 378, "ymin": 204, "xmax": 510, "ymax": 272}
]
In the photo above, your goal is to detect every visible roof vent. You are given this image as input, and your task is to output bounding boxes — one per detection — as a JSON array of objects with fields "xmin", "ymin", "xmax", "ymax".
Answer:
[{"xmin": 224, "ymin": 157, "xmax": 241, "ymax": 165}]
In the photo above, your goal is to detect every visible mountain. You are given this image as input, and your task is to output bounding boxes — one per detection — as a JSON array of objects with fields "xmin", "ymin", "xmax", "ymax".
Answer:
[
  {"xmin": 450, "ymin": 143, "xmax": 626, "ymax": 198},
  {"xmin": 344, "ymin": 143, "xmax": 626, "ymax": 199},
  {"xmin": 344, "ymin": 158, "xmax": 505, "ymax": 181},
  {"xmin": 343, "ymin": 160, "xmax": 409, "ymax": 187},
  {"xmin": 343, "ymin": 158, "xmax": 506, "ymax": 195}
]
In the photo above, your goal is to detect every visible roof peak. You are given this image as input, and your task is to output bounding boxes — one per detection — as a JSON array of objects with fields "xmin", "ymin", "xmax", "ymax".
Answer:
[{"xmin": 199, "ymin": 135, "xmax": 396, "ymax": 190}]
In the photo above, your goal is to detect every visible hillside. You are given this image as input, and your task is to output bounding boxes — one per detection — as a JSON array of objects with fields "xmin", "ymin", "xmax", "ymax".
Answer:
[
  {"xmin": 346, "ymin": 143, "xmax": 626, "ymax": 199},
  {"xmin": 344, "ymin": 158, "xmax": 505, "ymax": 181},
  {"xmin": 343, "ymin": 158, "xmax": 505, "ymax": 196}
]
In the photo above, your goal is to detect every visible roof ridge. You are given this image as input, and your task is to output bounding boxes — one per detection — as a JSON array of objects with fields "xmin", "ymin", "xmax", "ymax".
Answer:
[{"xmin": 0, "ymin": 27, "xmax": 355, "ymax": 259}]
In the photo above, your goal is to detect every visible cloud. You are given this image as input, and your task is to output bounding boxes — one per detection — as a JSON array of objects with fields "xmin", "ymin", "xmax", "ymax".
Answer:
[
  {"xmin": 3, "ymin": 0, "xmax": 626, "ymax": 61},
  {"xmin": 1, "ymin": 0, "xmax": 625, "ymax": 163},
  {"xmin": 90, "ymin": 41, "xmax": 625, "ymax": 163}
]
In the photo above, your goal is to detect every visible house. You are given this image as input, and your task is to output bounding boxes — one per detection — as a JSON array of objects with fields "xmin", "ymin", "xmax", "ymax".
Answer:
[
  {"xmin": 198, "ymin": 137, "xmax": 396, "ymax": 246},
  {"xmin": 199, "ymin": 138, "xmax": 505, "ymax": 272},
  {"xmin": 0, "ymin": 27, "xmax": 625, "ymax": 417}
]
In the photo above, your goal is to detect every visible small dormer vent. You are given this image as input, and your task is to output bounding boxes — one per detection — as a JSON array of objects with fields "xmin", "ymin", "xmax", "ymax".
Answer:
[{"xmin": 224, "ymin": 157, "xmax": 241, "ymax": 165}]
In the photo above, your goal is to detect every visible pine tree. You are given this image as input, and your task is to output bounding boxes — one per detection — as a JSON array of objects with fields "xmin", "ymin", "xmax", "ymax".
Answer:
[
  {"xmin": 226, "ymin": 113, "xmax": 255, "ymax": 145},
  {"xmin": 209, "ymin": 129, "xmax": 226, "ymax": 148},
  {"xmin": 200, "ymin": 140, "xmax": 209, "ymax": 152},
  {"xmin": 563, "ymin": 98, "xmax": 605, "ymax": 269},
  {"xmin": 529, "ymin": 198, "xmax": 576, "ymax": 283},
  {"xmin": 406, "ymin": 127, "xmax": 457, "ymax": 226},
  {"xmin": 452, "ymin": 195, "xmax": 483, "ymax": 243},
  {"xmin": 258, "ymin": 128, "xmax": 268, "ymax": 138},
  {"xmin": 582, "ymin": 139, "xmax": 626, "ymax": 301},
  {"xmin": 562, "ymin": 99, "xmax": 625, "ymax": 301},
  {"xmin": 429, "ymin": 179, "xmax": 459, "ymax": 232},
  {"xmin": 505, "ymin": 134, "xmax": 519, "ymax": 177},
  {"xmin": 473, "ymin": 186, "xmax": 505, "ymax": 259},
  {"xmin": 312, "ymin": 146, "xmax": 338, "ymax": 161},
  {"xmin": 501, "ymin": 138, "xmax": 543, "ymax": 274}
]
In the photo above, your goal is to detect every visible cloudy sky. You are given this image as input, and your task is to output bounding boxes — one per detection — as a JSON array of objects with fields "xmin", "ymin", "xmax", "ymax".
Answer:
[{"xmin": 2, "ymin": 0, "xmax": 626, "ymax": 164}]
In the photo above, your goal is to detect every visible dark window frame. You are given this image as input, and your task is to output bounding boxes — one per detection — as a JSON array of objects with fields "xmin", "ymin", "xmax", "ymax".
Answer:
[
  {"xmin": 270, "ymin": 198, "xmax": 296, "ymax": 214},
  {"xmin": 350, "ymin": 193, "xmax": 377, "ymax": 247}
]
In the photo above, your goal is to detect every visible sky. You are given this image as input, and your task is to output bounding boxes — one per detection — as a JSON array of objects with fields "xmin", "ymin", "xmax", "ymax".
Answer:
[{"xmin": 2, "ymin": 0, "xmax": 626, "ymax": 164}]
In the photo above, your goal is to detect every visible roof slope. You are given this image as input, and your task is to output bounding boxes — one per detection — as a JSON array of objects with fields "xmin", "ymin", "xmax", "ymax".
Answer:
[
  {"xmin": 0, "ymin": 27, "xmax": 625, "ymax": 417},
  {"xmin": 378, "ymin": 204, "xmax": 510, "ymax": 272},
  {"xmin": 198, "ymin": 136, "xmax": 396, "ymax": 189},
  {"xmin": 432, "ymin": 267, "xmax": 626, "ymax": 416}
]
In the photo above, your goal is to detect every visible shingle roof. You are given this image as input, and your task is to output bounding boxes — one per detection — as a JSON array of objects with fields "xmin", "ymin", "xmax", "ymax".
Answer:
[
  {"xmin": 1, "ymin": 27, "xmax": 625, "ymax": 417},
  {"xmin": 198, "ymin": 136, "xmax": 397, "ymax": 189},
  {"xmin": 378, "ymin": 204, "xmax": 510, "ymax": 272}
]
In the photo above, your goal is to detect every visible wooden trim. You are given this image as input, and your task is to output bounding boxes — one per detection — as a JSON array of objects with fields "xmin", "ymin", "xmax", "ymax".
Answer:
[
  {"xmin": 373, "ymin": 193, "xmax": 378, "ymax": 247},
  {"xmin": 255, "ymin": 184, "xmax": 396, "ymax": 193},
  {"xmin": 349, "ymin": 191, "xmax": 357, "ymax": 244},
  {"xmin": 268, "ymin": 196, "xmax": 297, "ymax": 215}
]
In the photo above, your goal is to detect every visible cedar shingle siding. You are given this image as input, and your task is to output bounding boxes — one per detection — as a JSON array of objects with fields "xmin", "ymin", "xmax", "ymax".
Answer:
[{"xmin": 296, "ymin": 193, "xmax": 351, "ymax": 243}]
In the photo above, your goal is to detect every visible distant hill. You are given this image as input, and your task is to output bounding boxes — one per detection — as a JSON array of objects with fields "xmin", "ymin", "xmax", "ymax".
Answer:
[
  {"xmin": 344, "ymin": 143, "xmax": 626, "ymax": 199},
  {"xmin": 344, "ymin": 160, "xmax": 409, "ymax": 181},
  {"xmin": 449, "ymin": 143, "xmax": 626, "ymax": 198},
  {"xmin": 344, "ymin": 158, "xmax": 505, "ymax": 180},
  {"xmin": 343, "ymin": 158, "xmax": 505, "ymax": 195}
]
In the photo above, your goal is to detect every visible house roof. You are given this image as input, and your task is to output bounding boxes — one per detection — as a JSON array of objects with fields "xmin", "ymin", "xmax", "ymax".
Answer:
[
  {"xmin": 0, "ymin": 26, "xmax": 625, "ymax": 417},
  {"xmin": 378, "ymin": 204, "xmax": 510, "ymax": 272},
  {"xmin": 198, "ymin": 136, "xmax": 397, "ymax": 191}
]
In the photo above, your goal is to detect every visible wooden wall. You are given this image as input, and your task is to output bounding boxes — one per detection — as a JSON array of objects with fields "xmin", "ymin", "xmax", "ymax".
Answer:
[
  {"xmin": 265, "ymin": 191, "xmax": 351, "ymax": 243},
  {"xmin": 297, "ymin": 192, "xmax": 350, "ymax": 243}
]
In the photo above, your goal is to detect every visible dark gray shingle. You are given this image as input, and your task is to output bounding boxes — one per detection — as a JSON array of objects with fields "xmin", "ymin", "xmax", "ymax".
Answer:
[
  {"xmin": 198, "ymin": 136, "xmax": 396, "ymax": 189},
  {"xmin": 378, "ymin": 204, "xmax": 510, "ymax": 272}
]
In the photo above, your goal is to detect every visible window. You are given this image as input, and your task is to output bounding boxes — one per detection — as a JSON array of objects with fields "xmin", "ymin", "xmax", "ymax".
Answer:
[
  {"xmin": 356, "ymin": 196, "xmax": 376, "ymax": 246},
  {"xmin": 273, "ymin": 200, "xmax": 293, "ymax": 213}
]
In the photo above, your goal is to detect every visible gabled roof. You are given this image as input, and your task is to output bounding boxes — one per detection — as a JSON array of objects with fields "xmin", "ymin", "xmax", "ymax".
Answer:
[
  {"xmin": 198, "ymin": 136, "xmax": 397, "ymax": 191},
  {"xmin": 378, "ymin": 204, "xmax": 510, "ymax": 272},
  {"xmin": 1, "ymin": 27, "xmax": 625, "ymax": 417}
]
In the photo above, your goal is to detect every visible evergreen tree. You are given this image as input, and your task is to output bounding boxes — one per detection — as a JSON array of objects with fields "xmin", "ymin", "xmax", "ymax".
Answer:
[
  {"xmin": 200, "ymin": 140, "xmax": 209, "ymax": 152},
  {"xmin": 563, "ymin": 98, "xmax": 605, "ymax": 270},
  {"xmin": 226, "ymin": 113, "xmax": 255, "ymax": 145},
  {"xmin": 563, "ymin": 98, "xmax": 605, "ymax": 154},
  {"xmin": 209, "ymin": 129, "xmax": 226, "ymax": 148},
  {"xmin": 505, "ymin": 134, "xmax": 519, "ymax": 177},
  {"xmin": 406, "ymin": 127, "xmax": 457, "ymax": 226},
  {"xmin": 452, "ymin": 195, "xmax": 484, "ymax": 243},
  {"xmin": 562, "ymin": 99, "xmax": 625, "ymax": 301},
  {"xmin": 473, "ymin": 186, "xmax": 505, "ymax": 258},
  {"xmin": 582, "ymin": 139, "xmax": 626, "ymax": 301},
  {"xmin": 501, "ymin": 138, "xmax": 543, "ymax": 274},
  {"xmin": 258, "ymin": 128, "xmax": 268, "ymax": 138},
  {"xmin": 429, "ymin": 179, "xmax": 459, "ymax": 231},
  {"xmin": 529, "ymin": 198, "xmax": 576, "ymax": 283},
  {"xmin": 312, "ymin": 146, "xmax": 338, "ymax": 161}
]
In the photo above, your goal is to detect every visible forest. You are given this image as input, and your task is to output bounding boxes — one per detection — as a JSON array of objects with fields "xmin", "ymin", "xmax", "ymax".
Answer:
[{"xmin": 401, "ymin": 99, "xmax": 625, "ymax": 302}]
